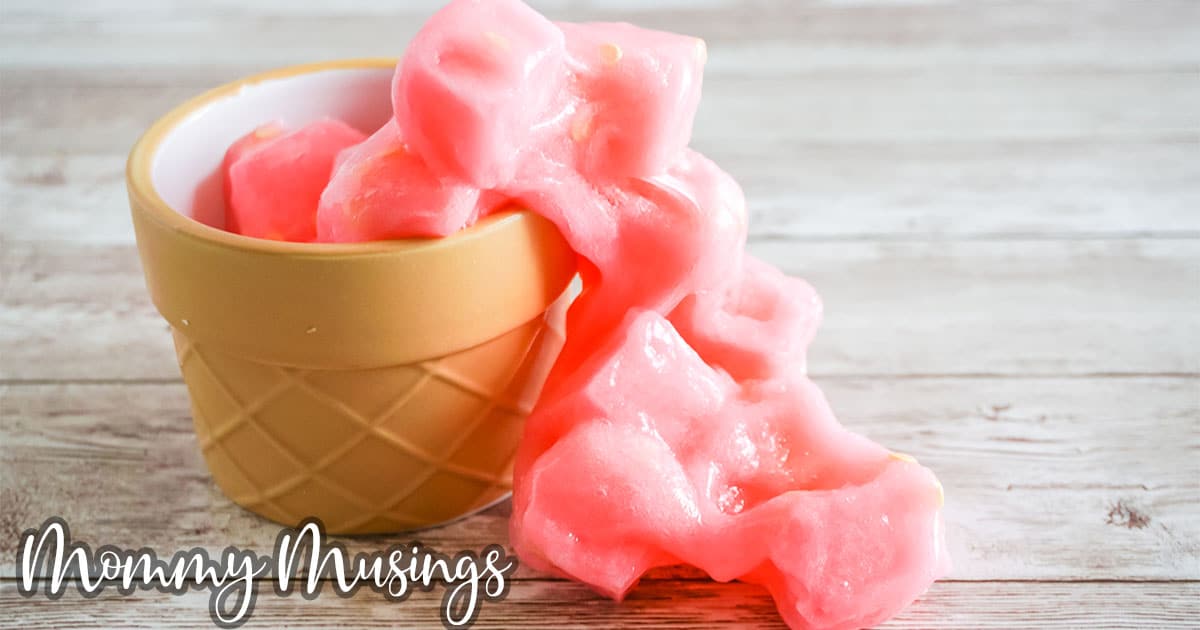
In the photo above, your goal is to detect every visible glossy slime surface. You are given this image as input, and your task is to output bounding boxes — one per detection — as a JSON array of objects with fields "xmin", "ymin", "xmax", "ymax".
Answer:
[{"xmin": 223, "ymin": 1, "xmax": 949, "ymax": 627}]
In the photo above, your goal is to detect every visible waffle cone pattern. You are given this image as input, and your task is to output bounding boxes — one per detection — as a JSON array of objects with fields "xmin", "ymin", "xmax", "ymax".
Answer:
[{"xmin": 174, "ymin": 299, "xmax": 566, "ymax": 534}]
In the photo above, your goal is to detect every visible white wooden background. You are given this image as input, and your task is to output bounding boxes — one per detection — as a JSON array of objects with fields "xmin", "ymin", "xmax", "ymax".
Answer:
[{"xmin": 1, "ymin": 0, "xmax": 1198, "ymax": 627}]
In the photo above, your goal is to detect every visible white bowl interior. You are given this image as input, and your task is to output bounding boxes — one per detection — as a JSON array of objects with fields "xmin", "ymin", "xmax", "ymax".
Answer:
[{"xmin": 151, "ymin": 66, "xmax": 394, "ymax": 229}]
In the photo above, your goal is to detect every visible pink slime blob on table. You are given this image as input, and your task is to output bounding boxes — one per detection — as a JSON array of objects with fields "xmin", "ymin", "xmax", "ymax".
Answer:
[{"xmin": 223, "ymin": 1, "xmax": 950, "ymax": 627}]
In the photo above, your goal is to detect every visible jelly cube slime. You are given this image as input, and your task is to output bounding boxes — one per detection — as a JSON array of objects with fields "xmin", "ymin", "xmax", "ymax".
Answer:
[
  {"xmin": 223, "ymin": 119, "xmax": 366, "ymax": 241},
  {"xmin": 220, "ymin": 1, "xmax": 949, "ymax": 627}
]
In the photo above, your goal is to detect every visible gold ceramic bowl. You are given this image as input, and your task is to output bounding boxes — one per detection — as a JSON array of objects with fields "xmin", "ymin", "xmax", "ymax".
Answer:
[{"xmin": 126, "ymin": 59, "xmax": 576, "ymax": 534}]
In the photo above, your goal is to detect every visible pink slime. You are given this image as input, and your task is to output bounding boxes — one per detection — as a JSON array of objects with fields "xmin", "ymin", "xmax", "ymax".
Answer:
[{"xmin": 233, "ymin": 0, "xmax": 950, "ymax": 627}]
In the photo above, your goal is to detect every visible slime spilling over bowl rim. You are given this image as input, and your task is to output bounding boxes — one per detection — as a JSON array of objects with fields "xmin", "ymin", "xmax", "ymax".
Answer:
[
  {"xmin": 127, "ymin": 58, "xmax": 576, "ymax": 367},
  {"xmin": 126, "ymin": 59, "xmax": 576, "ymax": 533},
  {"xmin": 293, "ymin": 4, "xmax": 947, "ymax": 627},
  {"xmin": 130, "ymin": 58, "xmax": 468, "ymax": 256}
]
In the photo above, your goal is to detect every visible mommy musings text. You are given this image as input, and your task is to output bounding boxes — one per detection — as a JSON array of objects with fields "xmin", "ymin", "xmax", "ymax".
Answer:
[{"xmin": 15, "ymin": 517, "xmax": 516, "ymax": 628}]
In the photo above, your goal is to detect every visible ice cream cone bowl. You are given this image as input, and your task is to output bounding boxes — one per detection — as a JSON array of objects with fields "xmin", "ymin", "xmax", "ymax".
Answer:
[{"xmin": 126, "ymin": 60, "xmax": 576, "ymax": 534}]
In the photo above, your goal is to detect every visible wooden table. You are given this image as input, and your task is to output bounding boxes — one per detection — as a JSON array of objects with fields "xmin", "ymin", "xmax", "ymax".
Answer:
[{"xmin": 2, "ymin": 1, "xmax": 1197, "ymax": 627}]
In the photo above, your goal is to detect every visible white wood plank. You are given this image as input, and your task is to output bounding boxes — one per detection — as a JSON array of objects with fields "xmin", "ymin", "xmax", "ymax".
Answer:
[
  {"xmin": 1, "ymin": 579, "xmax": 1197, "ymax": 629},
  {"xmin": 0, "ymin": 244, "xmax": 180, "ymax": 381},
  {"xmin": 2, "ymin": 378, "xmax": 1195, "ymax": 581},
  {"xmin": 3, "ymin": 1, "xmax": 1197, "ymax": 74},
  {"xmin": 6, "ymin": 139, "xmax": 1199, "ymax": 245},
  {"xmin": 6, "ymin": 71, "xmax": 1198, "ymax": 155},
  {"xmin": 754, "ymin": 238, "xmax": 1200, "ymax": 378},
  {"xmin": 3, "ymin": 240, "xmax": 1196, "ymax": 381},
  {"xmin": 731, "ymin": 138, "xmax": 1200, "ymax": 240}
]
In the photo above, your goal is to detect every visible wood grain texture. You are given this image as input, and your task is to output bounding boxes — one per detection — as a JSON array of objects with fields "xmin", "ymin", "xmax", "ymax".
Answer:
[
  {"xmin": 2, "ymin": 0, "xmax": 1198, "ymax": 627},
  {"xmin": 7, "ymin": 71, "xmax": 1197, "ymax": 150},
  {"xmin": 3, "ymin": 240, "xmax": 1197, "ymax": 381},
  {"xmin": 3, "ymin": 0, "xmax": 1198, "ymax": 73},
  {"xmin": 6, "ymin": 140, "xmax": 1200, "ymax": 245},
  {"xmin": 2, "ymin": 581, "xmax": 1198, "ymax": 629},
  {"xmin": 4, "ymin": 1, "xmax": 1199, "ymax": 243},
  {"xmin": 2, "ymin": 378, "xmax": 1196, "ymax": 581},
  {"xmin": 4, "ymin": 69, "xmax": 1198, "ymax": 241}
]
